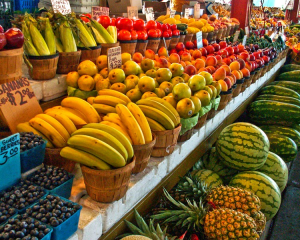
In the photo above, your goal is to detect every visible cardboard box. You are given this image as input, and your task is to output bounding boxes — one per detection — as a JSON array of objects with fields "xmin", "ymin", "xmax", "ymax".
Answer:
[
  {"xmin": 107, "ymin": 0, "xmax": 142, "ymax": 13},
  {"xmin": 144, "ymin": 2, "xmax": 168, "ymax": 12}
]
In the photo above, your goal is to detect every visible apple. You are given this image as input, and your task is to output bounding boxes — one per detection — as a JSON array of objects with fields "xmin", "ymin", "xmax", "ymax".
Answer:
[
  {"xmin": 212, "ymin": 43, "xmax": 220, "ymax": 52},
  {"xmin": 175, "ymin": 42, "xmax": 185, "ymax": 52},
  {"xmin": 255, "ymin": 59, "xmax": 262, "ymax": 68},
  {"xmin": 4, "ymin": 28, "xmax": 24, "ymax": 48},
  {"xmin": 0, "ymin": 25, "xmax": 3, "ymax": 33},
  {"xmin": 219, "ymin": 41, "xmax": 227, "ymax": 49},
  {"xmin": 0, "ymin": 33, "xmax": 7, "ymax": 50},
  {"xmin": 225, "ymin": 46, "xmax": 234, "ymax": 55}
]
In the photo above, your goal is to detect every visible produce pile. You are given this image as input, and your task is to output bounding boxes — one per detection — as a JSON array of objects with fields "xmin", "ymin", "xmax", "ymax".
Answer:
[{"xmin": 0, "ymin": 25, "xmax": 24, "ymax": 51}]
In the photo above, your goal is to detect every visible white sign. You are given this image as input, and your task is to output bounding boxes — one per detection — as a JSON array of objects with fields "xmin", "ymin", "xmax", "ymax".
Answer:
[
  {"xmin": 166, "ymin": 8, "xmax": 171, "ymax": 15},
  {"xmin": 92, "ymin": 7, "xmax": 109, "ymax": 20},
  {"xmin": 51, "ymin": 0, "xmax": 71, "ymax": 15},
  {"xmin": 170, "ymin": 10, "xmax": 176, "ymax": 18},
  {"xmin": 196, "ymin": 31, "xmax": 203, "ymax": 49},
  {"xmin": 270, "ymin": 32, "xmax": 276, "ymax": 40},
  {"xmin": 194, "ymin": 3, "xmax": 201, "ymax": 18},
  {"xmin": 127, "ymin": 6, "xmax": 138, "ymax": 19},
  {"xmin": 242, "ymin": 35, "xmax": 247, "ymax": 46},
  {"xmin": 215, "ymin": 13, "xmax": 218, "ymax": 19},
  {"xmin": 146, "ymin": 7, "xmax": 155, "ymax": 21},
  {"xmin": 233, "ymin": 30, "xmax": 240, "ymax": 42},
  {"xmin": 108, "ymin": 46, "xmax": 122, "ymax": 72},
  {"xmin": 245, "ymin": 26, "xmax": 250, "ymax": 36},
  {"xmin": 184, "ymin": 8, "xmax": 191, "ymax": 19}
]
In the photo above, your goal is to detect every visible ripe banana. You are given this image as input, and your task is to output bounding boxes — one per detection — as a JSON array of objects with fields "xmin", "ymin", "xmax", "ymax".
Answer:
[
  {"xmin": 98, "ymin": 89, "xmax": 131, "ymax": 104},
  {"xmin": 35, "ymin": 114, "xmax": 70, "ymax": 142},
  {"xmin": 84, "ymin": 123, "xmax": 134, "ymax": 159},
  {"xmin": 94, "ymin": 95, "xmax": 127, "ymax": 107},
  {"xmin": 29, "ymin": 117, "xmax": 67, "ymax": 148},
  {"xmin": 147, "ymin": 97, "xmax": 181, "ymax": 126},
  {"xmin": 100, "ymin": 121, "xmax": 132, "ymax": 144},
  {"xmin": 46, "ymin": 111, "xmax": 77, "ymax": 135},
  {"xmin": 138, "ymin": 105, "xmax": 175, "ymax": 130},
  {"xmin": 87, "ymin": 97, "xmax": 95, "ymax": 105},
  {"xmin": 67, "ymin": 135, "xmax": 126, "ymax": 168},
  {"xmin": 60, "ymin": 147, "xmax": 111, "ymax": 170},
  {"xmin": 136, "ymin": 99, "xmax": 178, "ymax": 127},
  {"xmin": 51, "ymin": 106, "xmax": 89, "ymax": 123},
  {"xmin": 17, "ymin": 122, "xmax": 54, "ymax": 148},
  {"xmin": 44, "ymin": 109, "xmax": 87, "ymax": 126},
  {"xmin": 127, "ymin": 102, "xmax": 152, "ymax": 144},
  {"xmin": 71, "ymin": 128, "xmax": 128, "ymax": 160},
  {"xmin": 146, "ymin": 117, "xmax": 166, "ymax": 131},
  {"xmin": 61, "ymin": 97, "xmax": 101, "ymax": 123},
  {"xmin": 103, "ymin": 113, "xmax": 128, "ymax": 133},
  {"xmin": 116, "ymin": 104, "xmax": 145, "ymax": 145},
  {"xmin": 93, "ymin": 104, "xmax": 117, "ymax": 114}
]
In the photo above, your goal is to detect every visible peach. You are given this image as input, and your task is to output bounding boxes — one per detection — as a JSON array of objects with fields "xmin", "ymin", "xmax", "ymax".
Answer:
[
  {"xmin": 169, "ymin": 53, "xmax": 181, "ymax": 63},
  {"xmin": 241, "ymin": 68, "xmax": 250, "ymax": 78},
  {"xmin": 206, "ymin": 66, "xmax": 216, "ymax": 74},
  {"xmin": 158, "ymin": 57, "xmax": 169, "ymax": 68},
  {"xmin": 222, "ymin": 58, "xmax": 231, "ymax": 65},
  {"xmin": 192, "ymin": 49, "xmax": 202, "ymax": 59},
  {"xmin": 184, "ymin": 65, "xmax": 197, "ymax": 76},
  {"xmin": 214, "ymin": 67, "xmax": 226, "ymax": 80},
  {"xmin": 158, "ymin": 47, "xmax": 168, "ymax": 57},
  {"xmin": 245, "ymin": 61, "xmax": 252, "ymax": 72},
  {"xmin": 229, "ymin": 61, "xmax": 240, "ymax": 71},
  {"xmin": 180, "ymin": 61, "xmax": 187, "ymax": 68},
  {"xmin": 215, "ymin": 55, "xmax": 223, "ymax": 65},
  {"xmin": 232, "ymin": 70, "xmax": 242, "ymax": 80},
  {"xmin": 224, "ymin": 78, "xmax": 232, "ymax": 89},
  {"xmin": 221, "ymin": 65, "xmax": 231, "ymax": 75},
  {"xmin": 194, "ymin": 59, "xmax": 206, "ymax": 70},
  {"xmin": 229, "ymin": 55, "xmax": 237, "ymax": 61},
  {"xmin": 181, "ymin": 52, "xmax": 192, "ymax": 62},
  {"xmin": 218, "ymin": 80, "xmax": 228, "ymax": 92},
  {"xmin": 185, "ymin": 61, "xmax": 192, "ymax": 66},
  {"xmin": 206, "ymin": 56, "xmax": 217, "ymax": 67},
  {"xmin": 145, "ymin": 49, "xmax": 155, "ymax": 60},
  {"xmin": 198, "ymin": 67, "xmax": 206, "ymax": 73},
  {"xmin": 132, "ymin": 52, "xmax": 143, "ymax": 63},
  {"xmin": 226, "ymin": 76, "xmax": 235, "ymax": 85},
  {"xmin": 236, "ymin": 58, "xmax": 246, "ymax": 70},
  {"xmin": 229, "ymin": 73, "xmax": 236, "ymax": 83}
]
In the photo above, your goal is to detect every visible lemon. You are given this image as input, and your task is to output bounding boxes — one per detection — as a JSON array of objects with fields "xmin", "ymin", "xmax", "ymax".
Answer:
[{"xmin": 78, "ymin": 75, "xmax": 95, "ymax": 91}]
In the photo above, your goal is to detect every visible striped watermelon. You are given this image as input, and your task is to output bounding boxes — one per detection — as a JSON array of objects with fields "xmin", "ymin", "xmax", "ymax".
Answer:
[
  {"xmin": 258, "ymin": 152, "xmax": 288, "ymax": 192},
  {"xmin": 229, "ymin": 171, "xmax": 281, "ymax": 220},
  {"xmin": 198, "ymin": 147, "xmax": 238, "ymax": 184},
  {"xmin": 192, "ymin": 169, "xmax": 223, "ymax": 188},
  {"xmin": 216, "ymin": 123, "xmax": 270, "ymax": 171}
]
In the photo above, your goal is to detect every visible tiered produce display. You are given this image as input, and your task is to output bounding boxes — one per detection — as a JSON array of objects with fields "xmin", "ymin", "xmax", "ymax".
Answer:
[{"xmin": 0, "ymin": 5, "xmax": 295, "ymax": 240}]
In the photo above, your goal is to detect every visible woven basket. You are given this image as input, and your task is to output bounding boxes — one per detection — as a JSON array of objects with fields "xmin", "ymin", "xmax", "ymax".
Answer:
[
  {"xmin": 241, "ymin": 77, "xmax": 250, "ymax": 92},
  {"xmin": 207, "ymin": 108, "xmax": 217, "ymax": 120},
  {"xmin": 120, "ymin": 40, "xmax": 137, "ymax": 55},
  {"xmin": 57, "ymin": 50, "xmax": 81, "ymax": 74},
  {"xmin": 179, "ymin": 34, "xmax": 186, "ymax": 43},
  {"xmin": 0, "ymin": 47, "xmax": 23, "ymax": 83},
  {"xmin": 101, "ymin": 42, "xmax": 120, "ymax": 55},
  {"xmin": 184, "ymin": 34, "xmax": 193, "ymax": 44},
  {"xmin": 178, "ymin": 129, "xmax": 193, "ymax": 142},
  {"xmin": 169, "ymin": 36, "xmax": 180, "ymax": 50},
  {"xmin": 135, "ymin": 40, "xmax": 148, "ymax": 55},
  {"xmin": 194, "ymin": 112, "xmax": 208, "ymax": 129},
  {"xmin": 159, "ymin": 37, "xmax": 171, "ymax": 49},
  {"xmin": 78, "ymin": 45, "xmax": 102, "ymax": 64},
  {"xmin": 146, "ymin": 38, "xmax": 161, "ymax": 53},
  {"xmin": 217, "ymin": 89, "xmax": 232, "ymax": 111},
  {"xmin": 44, "ymin": 148, "xmax": 76, "ymax": 173},
  {"xmin": 233, "ymin": 79, "xmax": 244, "ymax": 97}
]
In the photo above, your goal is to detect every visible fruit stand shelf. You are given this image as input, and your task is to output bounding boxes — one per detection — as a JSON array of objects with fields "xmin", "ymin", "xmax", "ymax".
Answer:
[{"xmin": 64, "ymin": 58, "xmax": 286, "ymax": 240}]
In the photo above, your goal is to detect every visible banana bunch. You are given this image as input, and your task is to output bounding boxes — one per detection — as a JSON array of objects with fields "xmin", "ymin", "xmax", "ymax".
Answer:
[
  {"xmin": 60, "ymin": 121, "xmax": 134, "ymax": 169},
  {"xmin": 90, "ymin": 89, "xmax": 131, "ymax": 115},
  {"xmin": 136, "ymin": 97, "xmax": 180, "ymax": 131}
]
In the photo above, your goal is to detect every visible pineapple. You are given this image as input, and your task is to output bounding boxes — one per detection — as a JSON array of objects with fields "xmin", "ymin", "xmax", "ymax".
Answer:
[{"xmin": 152, "ymin": 189, "xmax": 260, "ymax": 240}]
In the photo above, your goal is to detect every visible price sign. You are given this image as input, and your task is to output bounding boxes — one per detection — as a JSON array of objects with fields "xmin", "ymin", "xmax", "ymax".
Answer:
[
  {"xmin": 166, "ymin": 8, "xmax": 171, "ymax": 15},
  {"xmin": 242, "ymin": 35, "xmax": 247, "ymax": 46},
  {"xmin": 184, "ymin": 8, "xmax": 191, "ymax": 19},
  {"xmin": 270, "ymin": 32, "xmax": 276, "ymax": 40},
  {"xmin": 215, "ymin": 13, "xmax": 218, "ymax": 19},
  {"xmin": 245, "ymin": 26, "xmax": 250, "ymax": 36},
  {"xmin": 127, "ymin": 6, "xmax": 138, "ymax": 19},
  {"xmin": 233, "ymin": 30, "xmax": 240, "ymax": 42},
  {"xmin": 194, "ymin": 3, "xmax": 200, "ymax": 18},
  {"xmin": 170, "ymin": 10, "xmax": 176, "ymax": 18},
  {"xmin": 92, "ymin": 7, "xmax": 109, "ymax": 20},
  {"xmin": 146, "ymin": 7, "xmax": 154, "ymax": 21},
  {"xmin": 196, "ymin": 31, "xmax": 203, "ymax": 49},
  {"xmin": 108, "ymin": 46, "xmax": 122, "ymax": 72},
  {"xmin": 0, "ymin": 134, "xmax": 20, "ymax": 191},
  {"xmin": 0, "ymin": 77, "xmax": 43, "ymax": 134},
  {"xmin": 51, "ymin": 0, "xmax": 71, "ymax": 15}
]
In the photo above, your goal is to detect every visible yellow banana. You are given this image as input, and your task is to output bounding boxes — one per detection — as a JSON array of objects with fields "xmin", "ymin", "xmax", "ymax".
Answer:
[
  {"xmin": 146, "ymin": 117, "xmax": 166, "ymax": 131},
  {"xmin": 87, "ymin": 97, "xmax": 95, "ymax": 105},
  {"xmin": 116, "ymin": 104, "xmax": 145, "ymax": 145},
  {"xmin": 98, "ymin": 89, "xmax": 131, "ymax": 104},
  {"xmin": 138, "ymin": 105, "xmax": 175, "ymax": 130},
  {"xmin": 127, "ymin": 102, "xmax": 152, "ymax": 144},
  {"xmin": 94, "ymin": 95, "xmax": 126, "ymax": 107},
  {"xmin": 103, "ymin": 113, "xmax": 128, "ymax": 132},
  {"xmin": 44, "ymin": 109, "xmax": 87, "ymax": 126},
  {"xmin": 71, "ymin": 128, "xmax": 128, "ymax": 160},
  {"xmin": 92, "ymin": 104, "xmax": 116, "ymax": 114},
  {"xmin": 60, "ymin": 147, "xmax": 111, "ymax": 170},
  {"xmin": 16, "ymin": 122, "xmax": 54, "ymax": 148},
  {"xmin": 61, "ymin": 97, "xmax": 101, "ymax": 123},
  {"xmin": 136, "ymin": 99, "xmax": 178, "ymax": 127},
  {"xmin": 99, "ymin": 121, "xmax": 133, "ymax": 144},
  {"xmin": 29, "ymin": 117, "xmax": 67, "ymax": 148},
  {"xmin": 50, "ymin": 106, "xmax": 89, "ymax": 123},
  {"xmin": 67, "ymin": 135, "xmax": 126, "ymax": 168},
  {"xmin": 84, "ymin": 123, "xmax": 134, "ymax": 160},
  {"xmin": 46, "ymin": 111, "xmax": 77, "ymax": 135},
  {"xmin": 147, "ymin": 97, "xmax": 181, "ymax": 126}
]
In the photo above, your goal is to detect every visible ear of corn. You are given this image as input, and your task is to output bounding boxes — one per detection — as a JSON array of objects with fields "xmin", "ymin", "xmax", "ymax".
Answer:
[
  {"xmin": 107, "ymin": 26, "xmax": 117, "ymax": 43},
  {"xmin": 91, "ymin": 26, "xmax": 107, "ymax": 44},
  {"xmin": 22, "ymin": 22, "xmax": 32, "ymax": 44},
  {"xmin": 90, "ymin": 20, "xmax": 115, "ymax": 44},
  {"xmin": 75, "ymin": 18, "xmax": 97, "ymax": 47},
  {"xmin": 44, "ymin": 18, "xmax": 57, "ymax": 55},
  {"xmin": 24, "ymin": 40, "xmax": 39, "ymax": 56},
  {"xmin": 55, "ymin": 36, "xmax": 64, "ymax": 53},
  {"xmin": 83, "ymin": 23, "xmax": 96, "ymax": 42},
  {"xmin": 59, "ymin": 20, "xmax": 77, "ymax": 52},
  {"xmin": 29, "ymin": 23, "xmax": 50, "ymax": 56}
]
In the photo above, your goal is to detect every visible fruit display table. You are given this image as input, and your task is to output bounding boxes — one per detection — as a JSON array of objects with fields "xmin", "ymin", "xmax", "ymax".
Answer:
[{"xmin": 63, "ymin": 58, "xmax": 286, "ymax": 240}]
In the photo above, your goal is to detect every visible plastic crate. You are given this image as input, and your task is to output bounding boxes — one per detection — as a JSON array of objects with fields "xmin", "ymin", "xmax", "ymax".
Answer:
[
  {"xmin": 48, "ymin": 175, "xmax": 74, "ymax": 199},
  {"xmin": 20, "ymin": 141, "xmax": 47, "ymax": 173},
  {"xmin": 15, "ymin": 0, "xmax": 39, "ymax": 13},
  {"xmin": 0, "ymin": 211, "xmax": 18, "ymax": 226}
]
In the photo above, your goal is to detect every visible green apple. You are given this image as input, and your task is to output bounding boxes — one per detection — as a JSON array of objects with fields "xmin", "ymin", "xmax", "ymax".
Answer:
[
  {"xmin": 138, "ymin": 76, "xmax": 156, "ymax": 93},
  {"xmin": 169, "ymin": 63, "xmax": 184, "ymax": 77},
  {"xmin": 141, "ymin": 59, "xmax": 155, "ymax": 72},
  {"xmin": 194, "ymin": 90, "xmax": 211, "ymax": 106},
  {"xmin": 123, "ymin": 60, "xmax": 140, "ymax": 76},
  {"xmin": 156, "ymin": 68, "xmax": 172, "ymax": 83},
  {"xmin": 188, "ymin": 75, "xmax": 206, "ymax": 92},
  {"xmin": 199, "ymin": 71, "xmax": 213, "ymax": 85},
  {"xmin": 172, "ymin": 83, "xmax": 192, "ymax": 101},
  {"xmin": 108, "ymin": 68, "xmax": 125, "ymax": 84}
]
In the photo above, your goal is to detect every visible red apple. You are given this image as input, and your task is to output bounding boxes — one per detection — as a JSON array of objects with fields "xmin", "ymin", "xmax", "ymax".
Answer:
[
  {"xmin": 255, "ymin": 59, "xmax": 262, "ymax": 68},
  {"xmin": 219, "ymin": 41, "xmax": 227, "ymax": 49},
  {"xmin": 175, "ymin": 42, "xmax": 185, "ymax": 52},
  {"xmin": 212, "ymin": 43, "xmax": 220, "ymax": 52},
  {"xmin": 225, "ymin": 46, "xmax": 234, "ymax": 55},
  {"xmin": 253, "ymin": 52, "xmax": 260, "ymax": 60},
  {"xmin": 0, "ymin": 25, "xmax": 4, "ymax": 33},
  {"xmin": 205, "ymin": 45, "xmax": 215, "ymax": 55},
  {"xmin": 233, "ymin": 46, "xmax": 239, "ymax": 54},
  {"xmin": 200, "ymin": 48, "xmax": 207, "ymax": 56},
  {"xmin": 5, "ymin": 28, "xmax": 24, "ymax": 48},
  {"xmin": 0, "ymin": 33, "xmax": 7, "ymax": 50}
]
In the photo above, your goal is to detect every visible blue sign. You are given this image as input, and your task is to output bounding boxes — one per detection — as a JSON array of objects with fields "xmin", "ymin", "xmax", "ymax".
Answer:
[{"xmin": 0, "ymin": 133, "xmax": 20, "ymax": 191}]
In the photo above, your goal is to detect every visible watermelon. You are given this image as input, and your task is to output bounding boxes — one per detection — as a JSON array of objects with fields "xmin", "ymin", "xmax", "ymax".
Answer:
[
  {"xmin": 259, "ymin": 125, "xmax": 300, "ymax": 147},
  {"xmin": 258, "ymin": 152, "xmax": 288, "ymax": 192},
  {"xmin": 270, "ymin": 81, "xmax": 300, "ymax": 95},
  {"xmin": 276, "ymin": 70, "xmax": 300, "ymax": 82},
  {"xmin": 255, "ymin": 94, "xmax": 300, "ymax": 107},
  {"xmin": 216, "ymin": 122, "xmax": 270, "ymax": 171},
  {"xmin": 259, "ymin": 85, "xmax": 300, "ymax": 100},
  {"xmin": 279, "ymin": 64, "xmax": 300, "ymax": 73},
  {"xmin": 266, "ymin": 133, "xmax": 298, "ymax": 163},
  {"xmin": 197, "ymin": 147, "xmax": 238, "ymax": 184},
  {"xmin": 248, "ymin": 100, "xmax": 300, "ymax": 126},
  {"xmin": 192, "ymin": 169, "xmax": 223, "ymax": 188},
  {"xmin": 229, "ymin": 171, "xmax": 281, "ymax": 220}
]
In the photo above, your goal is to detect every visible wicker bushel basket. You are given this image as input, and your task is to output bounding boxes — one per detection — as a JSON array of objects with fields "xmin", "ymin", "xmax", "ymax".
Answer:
[
  {"xmin": 151, "ymin": 124, "xmax": 181, "ymax": 157},
  {"xmin": 146, "ymin": 37, "xmax": 161, "ymax": 53},
  {"xmin": 178, "ymin": 129, "xmax": 193, "ymax": 142},
  {"xmin": 57, "ymin": 50, "xmax": 81, "ymax": 74},
  {"xmin": 80, "ymin": 157, "xmax": 135, "ymax": 203},
  {"xmin": 119, "ymin": 40, "xmax": 137, "ymax": 55},
  {"xmin": 158, "ymin": 37, "xmax": 171, "ymax": 49},
  {"xmin": 217, "ymin": 89, "xmax": 233, "ymax": 111},
  {"xmin": 241, "ymin": 77, "xmax": 250, "ymax": 93},
  {"xmin": 101, "ymin": 42, "xmax": 120, "ymax": 55},
  {"xmin": 44, "ymin": 148, "xmax": 76, "ymax": 173},
  {"xmin": 135, "ymin": 40, "xmax": 148, "ymax": 55},
  {"xmin": 132, "ymin": 134, "xmax": 156, "ymax": 173},
  {"xmin": 179, "ymin": 34, "xmax": 185, "ymax": 43},
  {"xmin": 78, "ymin": 45, "xmax": 102, "ymax": 64},
  {"xmin": 233, "ymin": 79, "xmax": 244, "ymax": 97},
  {"xmin": 184, "ymin": 34, "xmax": 193, "ymax": 43},
  {"xmin": 169, "ymin": 36, "xmax": 180, "ymax": 50},
  {"xmin": 194, "ymin": 112, "xmax": 208, "ymax": 129}
]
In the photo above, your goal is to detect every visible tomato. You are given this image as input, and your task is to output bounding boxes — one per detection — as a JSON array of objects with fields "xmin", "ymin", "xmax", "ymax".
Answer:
[
  {"xmin": 131, "ymin": 30, "xmax": 138, "ymax": 40},
  {"xmin": 146, "ymin": 20, "xmax": 157, "ymax": 30},
  {"xmin": 148, "ymin": 29, "xmax": 158, "ymax": 38},
  {"xmin": 170, "ymin": 24, "xmax": 177, "ymax": 31},
  {"xmin": 162, "ymin": 31, "xmax": 169, "ymax": 38},
  {"xmin": 156, "ymin": 29, "xmax": 162, "ymax": 38},
  {"xmin": 161, "ymin": 24, "xmax": 169, "ymax": 32},
  {"xmin": 137, "ymin": 30, "xmax": 148, "ymax": 40},
  {"xmin": 80, "ymin": 14, "xmax": 91, "ymax": 23},
  {"xmin": 115, "ymin": 17, "xmax": 123, "ymax": 29},
  {"xmin": 118, "ymin": 18, "xmax": 133, "ymax": 31},
  {"xmin": 172, "ymin": 30, "xmax": 180, "ymax": 36},
  {"xmin": 97, "ymin": 16, "xmax": 111, "ymax": 29},
  {"xmin": 156, "ymin": 22, "xmax": 162, "ymax": 30},
  {"xmin": 166, "ymin": 29, "xmax": 173, "ymax": 37},
  {"xmin": 118, "ymin": 29, "xmax": 132, "ymax": 41},
  {"xmin": 133, "ymin": 19, "xmax": 145, "ymax": 31},
  {"xmin": 110, "ymin": 18, "xmax": 116, "ymax": 26}
]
